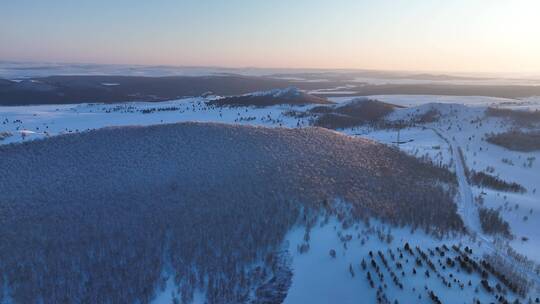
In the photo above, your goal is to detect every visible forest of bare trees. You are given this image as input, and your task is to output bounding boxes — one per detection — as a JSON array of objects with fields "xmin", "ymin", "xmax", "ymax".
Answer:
[{"xmin": 0, "ymin": 123, "xmax": 463, "ymax": 303}]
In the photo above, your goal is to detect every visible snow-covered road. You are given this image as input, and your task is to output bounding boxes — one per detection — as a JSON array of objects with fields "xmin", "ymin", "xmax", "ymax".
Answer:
[{"xmin": 449, "ymin": 136, "xmax": 481, "ymax": 235}]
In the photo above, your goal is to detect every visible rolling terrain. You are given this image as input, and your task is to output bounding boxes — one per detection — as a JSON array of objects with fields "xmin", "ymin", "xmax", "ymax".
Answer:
[
  {"xmin": 1, "ymin": 81, "xmax": 540, "ymax": 302},
  {"xmin": 3, "ymin": 72, "xmax": 540, "ymax": 106}
]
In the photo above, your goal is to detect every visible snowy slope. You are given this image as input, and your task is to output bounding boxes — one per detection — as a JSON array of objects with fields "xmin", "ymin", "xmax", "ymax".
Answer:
[{"xmin": 284, "ymin": 217, "xmax": 534, "ymax": 304}]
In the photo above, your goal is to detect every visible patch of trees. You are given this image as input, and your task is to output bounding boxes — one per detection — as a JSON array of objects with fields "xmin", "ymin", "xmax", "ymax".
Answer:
[
  {"xmin": 312, "ymin": 99, "xmax": 397, "ymax": 129},
  {"xmin": 470, "ymin": 171, "xmax": 526, "ymax": 193},
  {"xmin": 252, "ymin": 253, "xmax": 293, "ymax": 304},
  {"xmin": 478, "ymin": 208, "xmax": 512, "ymax": 238},
  {"xmin": 486, "ymin": 130, "xmax": 540, "ymax": 152},
  {"xmin": 0, "ymin": 123, "xmax": 464, "ymax": 303},
  {"xmin": 207, "ymin": 87, "xmax": 331, "ymax": 107},
  {"xmin": 140, "ymin": 106, "xmax": 181, "ymax": 114},
  {"xmin": 428, "ymin": 289, "xmax": 442, "ymax": 304},
  {"xmin": 505, "ymin": 247, "xmax": 540, "ymax": 276},
  {"xmin": 413, "ymin": 109, "xmax": 441, "ymax": 124},
  {"xmin": 457, "ymin": 147, "xmax": 471, "ymax": 181},
  {"xmin": 315, "ymin": 113, "xmax": 367, "ymax": 130},
  {"xmin": 360, "ymin": 244, "xmax": 529, "ymax": 303},
  {"xmin": 482, "ymin": 254, "xmax": 532, "ymax": 297},
  {"xmin": 486, "ymin": 107, "xmax": 540, "ymax": 126},
  {"xmin": 404, "ymin": 243, "xmax": 414, "ymax": 256},
  {"xmin": 377, "ymin": 251, "xmax": 403, "ymax": 289}
]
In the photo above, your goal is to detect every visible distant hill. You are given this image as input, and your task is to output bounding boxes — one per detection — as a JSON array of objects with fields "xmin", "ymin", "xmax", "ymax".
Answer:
[
  {"xmin": 207, "ymin": 87, "xmax": 332, "ymax": 107},
  {"xmin": 310, "ymin": 83, "xmax": 540, "ymax": 99},
  {"xmin": 3, "ymin": 74, "xmax": 540, "ymax": 106},
  {"xmin": 0, "ymin": 123, "xmax": 461, "ymax": 303},
  {"xmin": 312, "ymin": 98, "xmax": 398, "ymax": 129},
  {"xmin": 0, "ymin": 75, "xmax": 294, "ymax": 106}
]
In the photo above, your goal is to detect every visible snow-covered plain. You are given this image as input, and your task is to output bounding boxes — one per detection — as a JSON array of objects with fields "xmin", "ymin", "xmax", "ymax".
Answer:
[
  {"xmin": 2, "ymin": 93, "xmax": 540, "ymax": 302},
  {"xmin": 0, "ymin": 98, "xmax": 313, "ymax": 145}
]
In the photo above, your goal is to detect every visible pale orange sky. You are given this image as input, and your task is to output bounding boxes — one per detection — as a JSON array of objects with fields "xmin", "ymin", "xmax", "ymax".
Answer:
[{"xmin": 1, "ymin": 0, "xmax": 539, "ymax": 74}]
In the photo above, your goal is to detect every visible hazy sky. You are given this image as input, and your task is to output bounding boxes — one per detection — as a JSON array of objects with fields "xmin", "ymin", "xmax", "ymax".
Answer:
[{"xmin": 1, "ymin": 0, "xmax": 539, "ymax": 73}]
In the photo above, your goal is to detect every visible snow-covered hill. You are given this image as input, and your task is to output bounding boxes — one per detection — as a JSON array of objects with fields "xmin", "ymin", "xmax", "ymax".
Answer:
[{"xmin": 208, "ymin": 87, "xmax": 331, "ymax": 107}]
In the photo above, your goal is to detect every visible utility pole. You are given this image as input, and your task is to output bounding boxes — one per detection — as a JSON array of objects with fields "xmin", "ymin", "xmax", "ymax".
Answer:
[
  {"xmin": 396, "ymin": 126, "xmax": 400, "ymax": 149},
  {"xmin": 396, "ymin": 120, "xmax": 402, "ymax": 149}
]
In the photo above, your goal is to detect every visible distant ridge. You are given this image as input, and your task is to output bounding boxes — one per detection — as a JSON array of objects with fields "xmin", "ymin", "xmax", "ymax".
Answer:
[{"xmin": 208, "ymin": 87, "xmax": 332, "ymax": 107}]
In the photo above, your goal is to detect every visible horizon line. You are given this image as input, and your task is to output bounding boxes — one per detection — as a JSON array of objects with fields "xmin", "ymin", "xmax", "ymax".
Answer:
[{"xmin": 1, "ymin": 59, "xmax": 540, "ymax": 79}]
